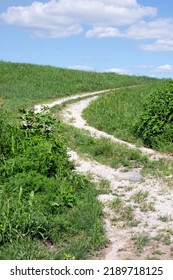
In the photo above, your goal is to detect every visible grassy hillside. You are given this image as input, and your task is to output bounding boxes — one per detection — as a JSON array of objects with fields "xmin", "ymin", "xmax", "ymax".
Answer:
[{"xmin": 0, "ymin": 61, "xmax": 156, "ymax": 118}]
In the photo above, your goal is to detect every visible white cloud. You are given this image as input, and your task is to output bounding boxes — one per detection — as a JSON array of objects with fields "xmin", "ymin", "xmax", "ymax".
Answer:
[
  {"xmin": 125, "ymin": 19, "xmax": 173, "ymax": 52},
  {"xmin": 126, "ymin": 19, "xmax": 173, "ymax": 40},
  {"xmin": 2, "ymin": 0, "xmax": 173, "ymax": 53},
  {"xmin": 68, "ymin": 65, "xmax": 95, "ymax": 71},
  {"xmin": 0, "ymin": 1, "xmax": 83, "ymax": 38},
  {"xmin": 154, "ymin": 64, "xmax": 173, "ymax": 73},
  {"xmin": 86, "ymin": 26, "xmax": 123, "ymax": 38},
  {"xmin": 134, "ymin": 64, "xmax": 173, "ymax": 76},
  {"xmin": 135, "ymin": 64, "xmax": 154, "ymax": 69},
  {"xmin": 140, "ymin": 39, "xmax": 173, "ymax": 52},
  {"xmin": 0, "ymin": 0, "xmax": 157, "ymax": 38},
  {"xmin": 106, "ymin": 67, "xmax": 131, "ymax": 75}
]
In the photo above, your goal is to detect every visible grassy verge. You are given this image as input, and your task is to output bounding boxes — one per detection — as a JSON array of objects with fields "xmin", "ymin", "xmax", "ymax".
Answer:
[
  {"xmin": 56, "ymin": 123, "xmax": 173, "ymax": 180},
  {"xmin": 0, "ymin": 109, "xmax": 106, "ymax": 260},
  {"xmin": 60, "ymin": 124, "xmax": 148, "ymax": 170}
]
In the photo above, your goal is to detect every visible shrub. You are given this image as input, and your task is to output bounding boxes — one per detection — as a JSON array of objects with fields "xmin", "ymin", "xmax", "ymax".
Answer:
[{"xmin": 135, "ymin": 80, "xmax": 173, "ymax": 150}]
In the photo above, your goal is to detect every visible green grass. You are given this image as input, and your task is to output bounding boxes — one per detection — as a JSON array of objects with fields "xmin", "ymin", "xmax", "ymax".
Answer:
[
  {"xmin": 131, "ymin": 190, "xmax": 149, "ymax": 204},
  {"xmin": 56, "ymin": 123, "xmax": 173, "ymax": 180},
  {"xmin": 0, "ymin": 61, "xmax": 172, "ymax": 259},
  {"xmin": 0, "ymin": 61, "xmax": 154, "ymax": 119},
  {"xmin": 83, "ymin": 82, "xmax": 170, "ymax": 150},
  {"xmin": 132, "ymin": 235, "xmax": 150, "ymax": 252},
  {"xmin": 60, "ymin": 124, "xmax": 149, "ymax": 169},
  {"xmin": 0, "ymin": 109, "xmax": 106, "ymax": 260},
  {"xmin": 110, "ymin": 198, "xmax": 140, "ymax": 228}
]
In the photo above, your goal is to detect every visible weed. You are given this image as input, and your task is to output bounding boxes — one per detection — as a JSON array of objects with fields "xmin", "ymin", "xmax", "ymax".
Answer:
[
  {"xmin": 110, "ymin": 199, "xmax": 139, "ymax": 227},
  {"xmin": 170, "ymin": 248, "xmax": 173, "ymax": 256},
  {"xmin": 110, "ymin": 197, "xmax": 122, "ymax": 211},
  {"xmin": 140, "ymin": 202, "xmax": 156, "ymax": 212},
  {"xmin": 146, "ymin": 256, "xmax": 160, "ymax": 260},
  {"xmin": 131, "ymin": 190, "xmax": 149, "ymax": 204},
  {"xmin": 159, "ymin": 216, "xmax": 170, "ymax": 222},
  {"xmin": 132, "ymin": 235, "xmax": 150, "ymax": 252},
  {"xmin": 152, "ymin": 250, "xmax": 163, "ymax": 255},
  {"xmin": 153, "ymin": 234, "xmax": 172, "ymax": 246},
  {"xmin": 98, "ymin": 179, "xmax": 111, "ymax": 193}
]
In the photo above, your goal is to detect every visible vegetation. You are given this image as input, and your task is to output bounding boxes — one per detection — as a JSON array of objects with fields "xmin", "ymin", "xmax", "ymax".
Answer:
[
  {"xmin": 0, "ymin": 61, "xmax": 172, "ymax": 259},
  {"xmin": 0, "ymin": 61, "xmax": 154, "ymax": 119},
  {"xmin": 0, "ymin": 108, "xmax": 105, "ymax": 259},
  {"xmin": 56, "ymin": 124, "xmax": 173, "ymax": 179},
  {"xmin": 135, "ymin": 80, "xmax": 173, "ymax": 152},
  {"xmin": 61, "ymin": 124, "xmax": 148, "ymax": 170},
  {"xmin": 83, "ymin": 81, "xmax": 173, "ymax": 153}
]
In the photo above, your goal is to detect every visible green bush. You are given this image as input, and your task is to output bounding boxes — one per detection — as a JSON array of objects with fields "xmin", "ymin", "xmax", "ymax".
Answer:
[
  {"xmin": 0, "ymin": 109, "xmax": 76, "ymax": 243},
  {"xmin": 135, "ymin": 80, "xmax": 173, "ymax": 150},
  {"xmin": 0, "ymin": 108, "xmax": 105, "ymax": 259}
]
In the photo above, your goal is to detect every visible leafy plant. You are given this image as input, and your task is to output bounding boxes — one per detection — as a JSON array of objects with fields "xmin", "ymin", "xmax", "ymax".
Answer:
[
  {"xmin": 0, "ymin": 108, "xmax": 105, "ymax": 259},
  {"xmin": 135, "ymin": 80, "xmax": 173, "ymax": 151}
]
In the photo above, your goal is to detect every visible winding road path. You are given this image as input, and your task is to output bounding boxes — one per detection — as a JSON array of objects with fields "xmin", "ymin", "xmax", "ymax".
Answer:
[{"xmin": 35, "ymin": 89, "xmax": 173, "ymax": 260}]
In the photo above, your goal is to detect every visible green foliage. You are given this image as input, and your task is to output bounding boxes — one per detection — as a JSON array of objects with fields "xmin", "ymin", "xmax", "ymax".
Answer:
[
  {"xmin": 0, "ymin": 109, "xmax": 23, "ymax": 159},
  {"xmin": 135, "ymin": 80, "xmax": 173, "ymax": 150},
  {"xmin": 0, "ymin": 108, "xmax": 104, "ymax": 259}
]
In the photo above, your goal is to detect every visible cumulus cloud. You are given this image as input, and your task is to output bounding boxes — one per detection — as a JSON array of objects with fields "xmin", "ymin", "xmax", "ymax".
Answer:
[
  {"xmin": 126, "ymin": 18, "xmax": 173, "ymax": 52},
  {"xmin": 86, "ymin": 26, "xmax": 123, "ymax": 38},
  {"xmin": 106, "ymin": 67, "xmax": 131, "ymax": 75},
  {"xmin": 135, "ymin": 64, "xmax": 154, "ymax": 69},
  {"xmin": 126, "ymin": 19, "xmax": 173, "ymax": 40},
  {"xmin": 0, "ymin": 0, "xmax": 157, "ymax": 38},
  {"xmin": 140, "ymin": 39, "xmax": 173, "ymax": 52},
  {"xmin": 0, "ymin": 1, "xmax": 83, "ymax": 38},
  {"xmin": 154, "ymin": 64, "xmax": 173, "ymax": 73},
  {"xmin": 2, "ymin": 0, "xmax": 173, "ymax": 53},
  {"xmin": 134, "ymin": 64, "xmax": 173, "ymax": 75},
  {"xmin": 68, "ymin": 65, "xmax": 95, "ymax": 71}
]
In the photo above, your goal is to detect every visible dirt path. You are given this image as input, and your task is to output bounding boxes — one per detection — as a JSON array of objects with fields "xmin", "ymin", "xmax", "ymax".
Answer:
[{"xmin": 35, "ymin": 89, "xmax": 173, "ymax": 260}]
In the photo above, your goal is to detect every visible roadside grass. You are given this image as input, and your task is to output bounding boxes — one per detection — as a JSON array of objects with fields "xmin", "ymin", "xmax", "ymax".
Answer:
[
  {"xmin": 57, "ymin": 123, "xmax": 173, "ymax": 181},
  {"xmin": 60, "ymin": 123, "xmax": 149, "ymax": 170},
  {"xmin": 83, "ymin": 82, "xmax": 171, "ymax": 152},
  {"xmin": 0, "ymin": 109, "xmax": 106, "ymax": 260},
  {"xmin": 0, "ymin": 61, "xmax": 154, "ymax": 119},
  {"xmin": 0, "ymin": 182, "xmax": 106, "ymax": 260}
]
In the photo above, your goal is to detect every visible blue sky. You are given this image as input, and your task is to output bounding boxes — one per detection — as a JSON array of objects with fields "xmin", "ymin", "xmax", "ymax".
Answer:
[{"xmin": 0, "ymin": 0, "xmax": 173, "ymax": 78}]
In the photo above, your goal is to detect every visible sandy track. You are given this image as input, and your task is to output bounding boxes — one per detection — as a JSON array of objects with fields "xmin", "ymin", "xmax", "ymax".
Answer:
[{"xmin": 35, "ymin": 89, "xmax": 173, "ymax": 260}]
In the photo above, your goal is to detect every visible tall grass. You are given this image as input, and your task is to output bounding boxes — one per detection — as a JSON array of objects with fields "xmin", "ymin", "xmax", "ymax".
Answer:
[{"xmin": 0, "ymin": 109, "xmax": 106, "ymax": 259}]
